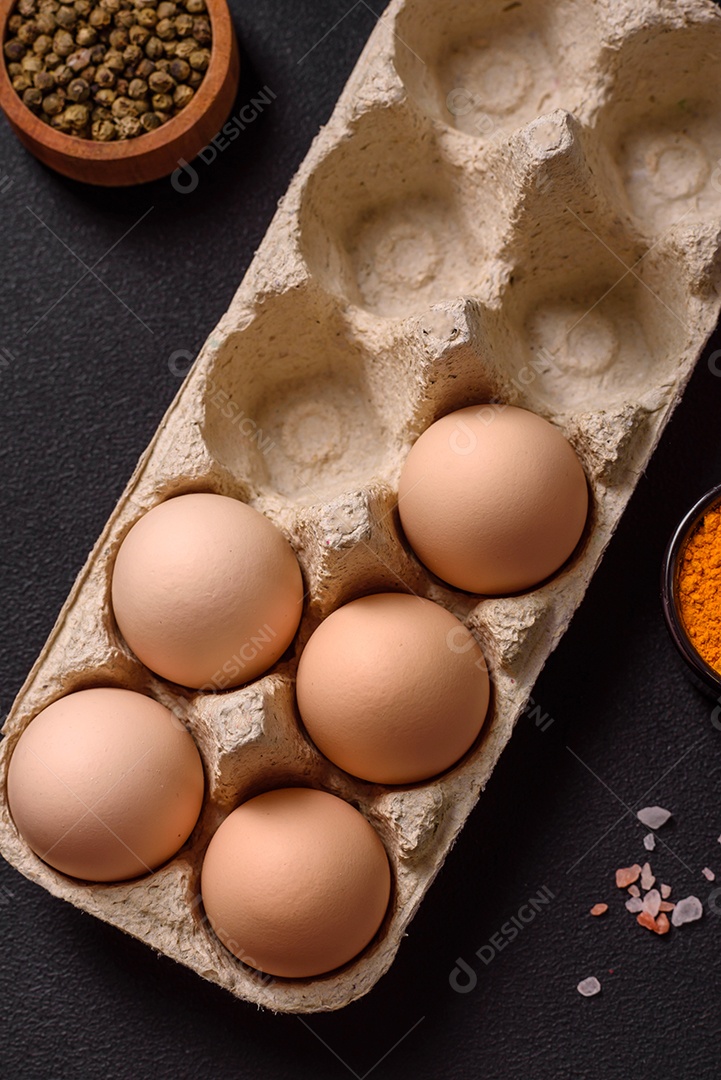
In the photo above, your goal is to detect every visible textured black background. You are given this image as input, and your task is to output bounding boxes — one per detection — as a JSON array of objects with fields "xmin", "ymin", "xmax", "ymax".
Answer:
[{"xmin": 2, "ymin": 2, "xmax": 721, "ymax": 1078}]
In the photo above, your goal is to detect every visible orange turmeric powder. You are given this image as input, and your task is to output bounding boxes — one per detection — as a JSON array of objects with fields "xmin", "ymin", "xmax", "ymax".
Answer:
[{"xmin": 678, "ymin": 507, "xmax": 721, "ymax": 672}]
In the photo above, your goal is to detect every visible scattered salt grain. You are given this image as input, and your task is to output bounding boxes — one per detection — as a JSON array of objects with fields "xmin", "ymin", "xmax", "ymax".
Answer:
[
  {"xmin": 659, "ymin": 901, "xmax": 675, "ymax": 912},
  {"xmin": 637, "ymin": 911, "xmax": 657, "ymax": 932},
  {"xmin": 590, "ymin": 903, "xmax": 608, "ymax": 916},
  {"xmin": 637, "ymin": 806, "xmax": 672, "ymax": 830},
  {"xmin": 577, "ymin": 977, "xmax": 601, "ymax": 997},
  {"xmin": 626, "ymin": 897, "xmax": 644, "ymax": 913},
  {"xmin": 616, "ymin": 864, "xmax": 642, "ymax": 888},
  {"xmin": 660, "ymin": 884, "xmax": 672, "ymax": 899},
  {"xmin": 643, "ymin": 889, "xmax": 661, "ymax": 917},
  {"xmin": 628, "ymin": 884, "xmax": 641, "ymax": 898},
  {"xmin": 643, "ymin": 833, "xmax": 656, "ymax": 851},
  {"xmin": 703, "ymin": 867, "xmax": 715, "ymax": 882},
  {"xmin": 641, "ymin": 862, "xmax": 655, "ymax": 890},
  {"xmin": 671, "ymin": 896, "xmax": 703, "ymax": 927},
  {"xmin": 655, "ymin": 912, "xmax": 671, "ymax": 935}
]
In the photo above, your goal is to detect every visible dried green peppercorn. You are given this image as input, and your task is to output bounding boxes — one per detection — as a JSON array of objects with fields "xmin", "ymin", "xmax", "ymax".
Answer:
[
  {"xmin": 33, "ymin": 67, "xmax": 56, "ymax": 88},
  {"xmin": 173, "ymin": 81, "xmax": 192, "ymax": 108},
  {"xmin": 192, "ymin": 16, "xmax": 210, "ymax": 46},
  {"xmin": 94, "ymin": 63, "xmax": 114, "ymax": 84},
  {"xmin": 88, "ymin": 5, "xmax": 109, "ymax": 27},
  {"xmin": 66, "ymin": 46, "xmax": 91, "ymax": 69},
  {"xmin": 150, "ymin": 90, "xmax": 171, "ymax": 111},
  {"xmin": 173, "ymin": 38, "xmax": 195, "ymax": 59},
  {"xmin": 52, "ymin": 29, "xmax": 74, "ymax": 55},
  {"xmin": 22, "ymin": 85, "xmax": 43, "ymax": 108},
  {"xmin": 94, "ymin": 86, "xmax": 116, "ymax": 105},
  {"xmin": 54, "ymin": 3, "xmax": 75, "ymax": 25},
  {"xmin": 175, "ymin": 12, "xmax": 192, "ymax": 36},
  {"xmin": 116, "ymin": 113, "xmax": 140, "ymax": 137},
  {"xmin": 21, "ymin": 53, "xmax": 44, "ymax": 72},
  {"xmin": 111, "ymin": 94, "xmax": 135, "ymax": 117},
  {"xmin": 155, "ymin": 17, "xmax": 174, "ymax": 39},
  {"xmin": 41, "ymin": 90, "xmax": 64, "ymax": 113},
  {"xmin": 140, "ymin": 108, "xmax": 161, "ymax": 130},
  {"xmin": 148, "ymin": 67, "xmax": 173, "ymax": 92},
  {"xmin": 4, "ymin": 37, "xmax": 25, "ymax": 61},
  {"xmin": 103, "ymin": 48, "xmax": 124, "ymax": 71},
  {"xmin": 144, "ymin": 35, "xmax": 163, "ymax": 58},
  {"xmin": 18, "ymin": 21, "xmax": 40, "ymax": 44},
  {"xmin": 35, "ymin": 11, "xmax": 57, "ymax": 32},
  {"xmin": 136, "ymin": 7, "xmax": 156, "ymax": 28},
  {"xmin": 91, "ymin": 116, "xmax": 115, "ymax": 139},
  {"xmin": 64, "ymin": 101, "xmax": 89, "ymax": 128},
  {"xmin": 67, "ymin": 75, "xmax": 89, "ymax": 100},
  {"xmin": 168, "ymin": 57, "xmax": 188, "ymax": 80},
  {"xmin": 12, "ymin": 73, "xmax": 33, "ymax": 92},
  {"xmin": 188, "ymin": 47, "xmax": 207, "ymax": 71},
  {"xmin": 122, "ymin": 42, "xmax": 142, "ymax": 64}
]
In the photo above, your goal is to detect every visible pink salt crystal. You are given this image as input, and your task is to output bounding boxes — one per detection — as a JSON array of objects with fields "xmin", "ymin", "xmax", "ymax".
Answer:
[
  {"xmin": 703, "ymin": 867, "xmax": 715, "ymax": 881},
  {"xmin": 637, "ymin": 911, "xmax": 657, "ymax": 932},
  {"xmin": 671, "ymin": 896, "xmax": 703, "ymax": 927},
  {"xmin": 636, "ymin": 806, "xmax": 672, "ymax": 829},
  {"xmin": 641, "ymin": 862, "xmax": 655, "ymax": 890},
  {"xmin": 590, "ymin": 903, "xmax": 608, "ymax": 916},
  {"xmin": 655, "ymin": 913, "xmax": 671, "ymax": 935},
  {"xmin": 660, "ymin": 884, "xmax": 671, "ymax": 899},
  {"xmin": 616, "ymin": 864, "xmax": 642, "ymax": 888},
  {"xmin": 626, "ymin": 897, "xmax": 644, "ymax": 913},
  {"xmin": 628, "ymin": 884, "xmax": 641, "ymax": 898},
  {"xmin": 643, "ymin": 889, "xmax": 661, "ymax": 917},
  {"xmin": 659, "ymin": 901, "xmax": 675, "ymax": 912},
  {"xmin": 577, "ymin": 977, "xmax": 601, "ymax": 997},
  {"xmin": 643, "ymin": 833, "xmax": 656, "ymax": 851}
]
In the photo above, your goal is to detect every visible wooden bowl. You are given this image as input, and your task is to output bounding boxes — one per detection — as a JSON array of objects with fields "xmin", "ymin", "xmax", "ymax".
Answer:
[{"xmin": 0, "ymin": 0, "xmax": 239, "ymax": 186}]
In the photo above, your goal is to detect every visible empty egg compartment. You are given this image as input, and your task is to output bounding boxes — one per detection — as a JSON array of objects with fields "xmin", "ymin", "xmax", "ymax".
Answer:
[
  {"xmin": 391, "ymin": 0, "xmax": 601, "ymax": 145},
  {"xmin": 299, "ymin": 101, "xmax": 497, "ymax": 319},
  {"xmin": 482, "ymin": 175, "xmax": 694, "ymax": 432},
  {"xmin": 591, "ymin": 5, "xmax": 721, "ymax": 237},
  {"xmin": 200, "ymin": 285, "xmax": 416, "ymax": 506}
]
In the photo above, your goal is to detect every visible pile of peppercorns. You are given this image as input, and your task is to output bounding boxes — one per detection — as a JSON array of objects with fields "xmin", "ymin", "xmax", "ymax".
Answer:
[{"xmin": 4, "ymin": 0, "xmax": 212, "ymax": 141}]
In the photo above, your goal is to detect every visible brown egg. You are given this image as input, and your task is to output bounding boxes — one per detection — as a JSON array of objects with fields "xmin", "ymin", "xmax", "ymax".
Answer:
[
  {"xmin": 200, "ymin": 788, "xmax": 391, "ymax": 978},
  {"xmin": 111, "ymin": 493, "xmax": 304, "ymax": 689},
  {"xmin": 296, "ymin": 593, "xmax": 490, "ymax": 784},
  {"xmin": 7, "ymin": 687, "xmax": 204, "ymax": 882},
  {"xmin": 398, "ymin": 405, "xmax": 588, "ymax": 595}
]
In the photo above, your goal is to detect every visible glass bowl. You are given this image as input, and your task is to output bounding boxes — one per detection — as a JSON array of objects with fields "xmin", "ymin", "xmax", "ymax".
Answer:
[{"xmin": 662, "ymin": 482, "xmax": 721, "ymax": 698}]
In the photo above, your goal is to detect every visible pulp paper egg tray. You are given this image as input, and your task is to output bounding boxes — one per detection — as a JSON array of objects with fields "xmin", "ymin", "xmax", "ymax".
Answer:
[{"xmin": 2, "ymin": 0, "xmax": 721, "ymax": 1014}]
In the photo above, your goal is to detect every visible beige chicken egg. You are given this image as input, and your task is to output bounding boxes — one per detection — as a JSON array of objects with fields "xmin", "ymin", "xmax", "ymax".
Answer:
[
  {"xmin": 296, "ymin": 592, "xmax": 490, "ymax": 785},
  {"xmin": 7, "ymin": 687, "xmax": 204, "ymax": 882},
  {"xmin": 200, "ymin": 787, "xmax": 391, "ymax": 978},
  {"xmin": 111, "ymin": 492, "xmax": 304, "ymax": 690},
  {"xmin": 398, "ymin": 404, "xmax": 589, "ymax": 595}
]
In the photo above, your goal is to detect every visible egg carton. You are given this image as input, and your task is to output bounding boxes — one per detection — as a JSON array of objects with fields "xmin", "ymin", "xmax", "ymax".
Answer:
[{"xmin": 2, "ymin": 0, "xmax": 721, "ymax": 1014}]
